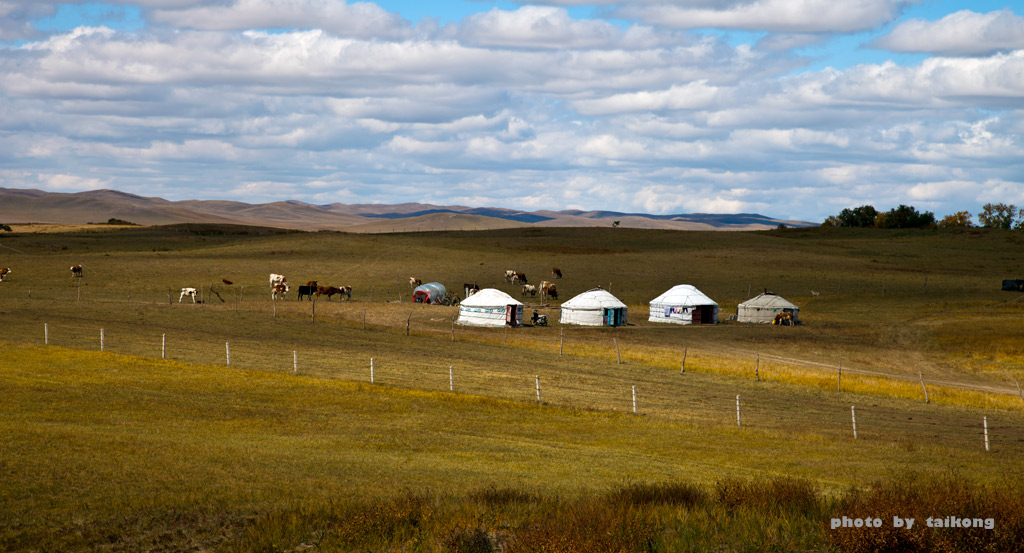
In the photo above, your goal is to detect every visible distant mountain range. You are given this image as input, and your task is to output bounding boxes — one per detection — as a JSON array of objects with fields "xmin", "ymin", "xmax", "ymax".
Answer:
[{"xmin": 0, "ymin": 187, "xmax": 817, "ymax": 231}]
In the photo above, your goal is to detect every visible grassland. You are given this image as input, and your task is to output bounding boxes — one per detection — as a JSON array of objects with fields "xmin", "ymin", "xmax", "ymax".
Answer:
[{"xmin": 1, "ymin": 224, "xmax": 1023, "ymax": 551}]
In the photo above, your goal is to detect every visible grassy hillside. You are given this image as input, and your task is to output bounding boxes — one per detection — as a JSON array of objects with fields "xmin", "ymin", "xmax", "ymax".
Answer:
[{"xmin": 1, "ymin": 225, "xmax": 1023, "ymax": 551}]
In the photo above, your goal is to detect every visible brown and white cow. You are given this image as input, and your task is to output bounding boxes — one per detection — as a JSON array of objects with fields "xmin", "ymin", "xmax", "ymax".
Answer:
[
  {"xmin": 272, "ymin": 283, "xmax": 289, "ymax": 300},
  {"xmin": 270, "ymin": 273, "xmax": 286, "ymax": 287},
  {"xmin": 409, "ymin": 277, "xmax": 422, "ymax": 288},
  {"xmin": 541, "ymin": 281, "xmax": 558, "ymax": 302},
  {"xmin": 317, "ymin": 285, "xmax": 351, "ymax": 300},
  {"xmin": 521, "ymin": 284, "xmax": 536, "ymax": 297},
  {"xmin": 512, "ymin": 271, "xmax": 527, "ymax": 285},
  {"xmin": 504, "ymin": 270, "xmax": 516, "ymax": 283},
  {"xmin": 70, "ymin": 264, "xmax": 83, "ymax": 278},
  {"xmin": 179, "ymin": 287, "xmax": 197, "ymax": 303},
  {"xmin": 552, "ymin": 267, "xmax": 562, "ymax": 279},
  {"xmin": 0, "ymin": 267, "xmax": 9, "ymax": 282}
]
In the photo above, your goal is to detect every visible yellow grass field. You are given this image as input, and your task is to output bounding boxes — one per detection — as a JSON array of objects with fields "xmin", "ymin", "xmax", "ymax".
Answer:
[{"xmin": 1, "ymin": 224, "xmax": 1023, "ymax": 551}]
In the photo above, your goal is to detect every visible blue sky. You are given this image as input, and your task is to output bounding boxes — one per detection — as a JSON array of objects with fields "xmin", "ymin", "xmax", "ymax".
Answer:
[{"xmin": 1, "ymin": 1, "xmax": 1022, "ymax": 221}]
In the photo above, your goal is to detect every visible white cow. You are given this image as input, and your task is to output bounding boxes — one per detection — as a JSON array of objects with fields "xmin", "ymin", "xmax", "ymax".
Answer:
[
  {"xmin": 504, "ymin": 269, "xmax": 516, "ymax": 283},
  {"xmin": 179, "ymin": 287, "xmax": 197, "ymax": 303}
]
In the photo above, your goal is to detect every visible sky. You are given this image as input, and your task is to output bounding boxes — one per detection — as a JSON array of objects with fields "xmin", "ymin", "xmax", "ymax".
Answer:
[{"xmin": 1, "ymin": 1, "xmax": 1022, "ymax": 222}]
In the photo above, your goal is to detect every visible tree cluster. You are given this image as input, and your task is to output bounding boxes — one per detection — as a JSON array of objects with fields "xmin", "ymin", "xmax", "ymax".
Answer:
[{"xmin": 822, "ymin": 203, "xmax": 1024, "ymax": 230}]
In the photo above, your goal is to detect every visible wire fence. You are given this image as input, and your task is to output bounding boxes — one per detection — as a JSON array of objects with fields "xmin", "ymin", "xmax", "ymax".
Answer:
[{"xmin": 3, "ymin": 293, "xmax": 1022, "ymax": 458}]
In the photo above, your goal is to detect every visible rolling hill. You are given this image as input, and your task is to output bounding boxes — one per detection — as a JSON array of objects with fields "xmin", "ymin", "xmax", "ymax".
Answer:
[{"xmin": 0, "ymin": 187, "xmax": 816, "ymax": 231}]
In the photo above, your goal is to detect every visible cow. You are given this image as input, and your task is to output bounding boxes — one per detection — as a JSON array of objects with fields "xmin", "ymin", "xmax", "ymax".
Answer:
[
  {"xmin": 504, "ymin": 270, "xmax": 516, "ymax": 283},
  {"xmin": 552, "ymin": 267, "xmax": 562, "ymax": 279},
  {"xmin": 541, "ymin": 282, "xmax": 558, "ymax": 302},
  {"xmin": 179, "ymin": 287, "xmax": 197, "ymax": 303},
  {"xmin": 522, "ymin": 284, "xmax": 536, "ymax": 297},
  {"xmin": 773, "ymin": 312, "xmax": 794, "ymax": 326},
  {"xmin": 222, "ymin": 279, "xmax": 233, "ymax": 285},
  {"xmin": 272, "ymin": 283, "xmax": 289, "ymax": 300},
  {"xmin": 0, "ymin": 267, "xmax": 9, "ymax": 282},
  {"xmin": 270, "ymin": 273, "xmax": 286, "ymax": 287},
  {"xmin": 70, "ymin": 264, "xmax": 83, "ymax": 278},
  {"xmin": 297, "ymin": 284, "xmax": 317, "ymax": 301},
  {"xmin": 512, "ymin": 272, "xmax": 528, "ymax": 285},
  {"xmin": 810, "ymin": 290, "xmax": 820, "ymax": 297},
  {"xmin": 317, "ymin": 285, "xmax": 351, "ymax": 300},
  {"xmin": 409, "ymin": 277, "xmax": 422, "ymax": 288}
]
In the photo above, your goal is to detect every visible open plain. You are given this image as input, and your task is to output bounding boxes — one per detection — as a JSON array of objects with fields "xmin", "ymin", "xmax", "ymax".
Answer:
[{"xmin": 1, "ymin": 224, "xmax": 1023, "ymax": 551}]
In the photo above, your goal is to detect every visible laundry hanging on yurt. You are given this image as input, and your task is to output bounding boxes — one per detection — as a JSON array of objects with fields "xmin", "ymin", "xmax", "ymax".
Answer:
[{"xmin": 648, "ymin": 285, "xmax": 719, "ymax": 325}]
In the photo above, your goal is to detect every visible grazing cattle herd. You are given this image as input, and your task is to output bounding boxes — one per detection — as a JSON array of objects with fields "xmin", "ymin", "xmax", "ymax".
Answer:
[{"xmin": 1, "ymin": 261, "xmax": 563, "ymax": 313}]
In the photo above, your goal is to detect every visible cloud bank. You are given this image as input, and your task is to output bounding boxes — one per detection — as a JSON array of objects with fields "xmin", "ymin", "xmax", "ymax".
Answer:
[{"xmin": 0, "ymin": 0, "xmax": 1021, "ymax": 221}]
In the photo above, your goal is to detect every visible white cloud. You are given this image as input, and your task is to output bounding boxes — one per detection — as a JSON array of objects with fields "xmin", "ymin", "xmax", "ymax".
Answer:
[
  {"xmin": 872, "ymin": 10, "xmax": 1024, "ymax": 56},
  {"xmin": 1, "ymin": 1, "xmax": 1021, "ymax": 221},
  {"xmin": 615, "ymin": 0, "xmax": 915, "ymax": 33},
  {"xmin": 572, "ymin": 81, "xmax": 724, "ymax": 115},
  {"xmin": 455, "ymin": 6, "xmax": 620, "ymax": 49},
  {"xmin": 150, "ymin": 0, "xmax": 413, "ymax": 39}
]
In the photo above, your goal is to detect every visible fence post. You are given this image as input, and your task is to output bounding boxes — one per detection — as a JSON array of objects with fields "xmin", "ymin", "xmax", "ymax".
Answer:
[
  {"xmin": 837, "ymin": 361, "xmax": 842, "ymax": 392},
  {"xmin": 983, "ymin": 416, "xmax": 990, "ymax": 452},
  {"xmin": 919, "ymin": 371, "xmax": 930, "ymax": 404},
  {"xmin": 162, "ymin": 334, "xmax": 166, "ymax": 359},
  {"xmin": 293, "ymin": 350, "xmax": 298, "ymax": 374},
  {"xmin": 680, "ymin": 347, "xmax": 687, "ymax": 373},
  {"xmin": 100, "ymin": 328, "xmax": 104, "ymax": 352},
  {"xmin": 851, "ymin": 405, "xmax": 858, "ymax": 439},
  {"xmin": 632, "ymin": 385, "xmax": 637, "ymax": 414},
  {"xmin": 559, "ymin": 327, "xmax": 564, "ymax": 355},
  {"xmin": 449, "ymin": 366, "xmax": 454, "ymax": 392},
  {"xmin": 44, "ymin": 323, "xmax": 49, "ymax": 346},
  {"xmin": 370, "ymin": 358, "xmax": 375, "ymax": 383},
  {"xmin": 736, "ymin": 395, "xmax": 742, "ymax": 426},
  {"xmin": 225, "ymin": 342, "xmax": 230, "ymax": 366},
  {"xmin": 535, "ymin": 375, "xmax": 541, "ymax": 404},
  {"xmin": 614, "ymin": 338, "xmax": 621, "ymax": 364},
  {"xmin": 755, "ymin": 354, "xmax": 760, "ymax": 382},
  {"xmin": 363, "ymin": 309, "xmax": 366, "ymax": 331}
]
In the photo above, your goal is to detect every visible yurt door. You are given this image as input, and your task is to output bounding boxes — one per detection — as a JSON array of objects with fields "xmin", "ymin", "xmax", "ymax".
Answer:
[
  {"xmin": 506, "ymin": 305, "xmax": 519, "ymax": 327},
  {"xmin": 692, "ymin": 308, "xmax": 702, "ymax": 324},
  {"xmin": 603, "ymin": 308, "xmax": 624, "ymax": 326}
]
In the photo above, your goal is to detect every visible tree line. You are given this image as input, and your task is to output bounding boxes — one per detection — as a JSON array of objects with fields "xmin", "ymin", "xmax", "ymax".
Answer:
[{"xmin": 821, "ymin": 203, "xmax": 1024, "ymax": 230}]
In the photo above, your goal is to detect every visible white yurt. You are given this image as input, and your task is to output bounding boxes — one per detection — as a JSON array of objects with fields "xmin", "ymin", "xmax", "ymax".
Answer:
[
  {"xmin": 457, "ymin": 288, "xmax": 524, "ymax": 327},
  {"xmin": 648, "ymin": 285, "xmax": 719, "ymax": 325},
  {"xmin": 737, "ymin": 292, "xmax": 799, "ymax": 324},
  {"xmin": 560, "ymin": 288, "xmax": 628, "ymax": 326}
]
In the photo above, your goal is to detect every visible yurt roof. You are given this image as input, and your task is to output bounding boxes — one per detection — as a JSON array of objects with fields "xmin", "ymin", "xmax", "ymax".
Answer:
[
  {"xmin": 561, "ymin": 288, "xmax": 627, "ymax": 310},
  {"xmin": 738, "ymin": 292, "xmax": 798, "ymax": 309},
  {"xmin": 649, "ymin": 284, "xmax": 717, "ymax": 306},
  {"xmin": 459, "ymin": 288, "xmax": 523, "ymax": 307}
]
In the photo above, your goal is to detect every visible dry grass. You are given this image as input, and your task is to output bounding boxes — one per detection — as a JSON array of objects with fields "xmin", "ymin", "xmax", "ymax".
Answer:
[{"xmin": 2, "ymin": 225, "xmax": 1024, "ymax": 551}]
